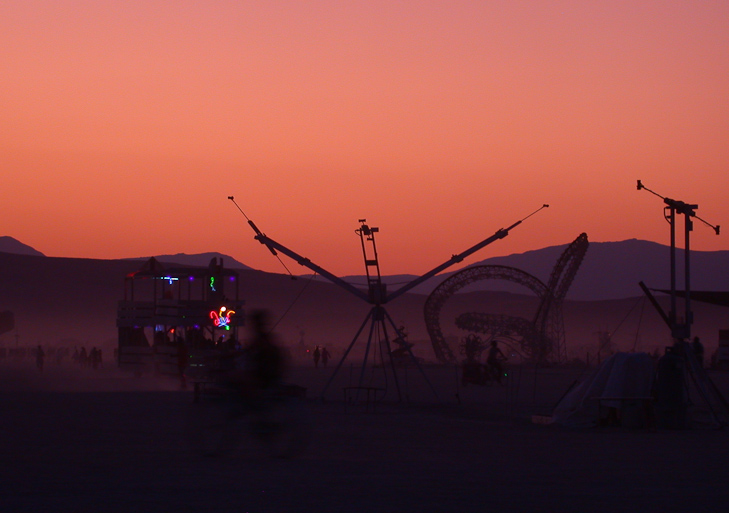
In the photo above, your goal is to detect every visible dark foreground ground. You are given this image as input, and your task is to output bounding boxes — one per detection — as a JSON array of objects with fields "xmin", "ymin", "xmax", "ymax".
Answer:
[{"xmin": 2, "ymin": 361, "xmax": 729, "ymax": 513}]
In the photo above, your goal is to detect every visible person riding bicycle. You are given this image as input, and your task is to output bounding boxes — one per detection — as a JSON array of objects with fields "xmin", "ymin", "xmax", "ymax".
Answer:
[
  {"xmin": 486, "ymin": 340, "xmax": 507, "ymax": 384},
  {"xmin": 191, "ymin": 310, "xmax": 310, "ymax": 458},
  {"xmin": 225, "ymin": 309, "xmax": 287, "ymax": 399}
]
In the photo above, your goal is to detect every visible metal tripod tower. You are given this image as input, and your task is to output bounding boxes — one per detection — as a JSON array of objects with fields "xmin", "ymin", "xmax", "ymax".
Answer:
[
  {"xmin": 320, "ymin": 220, "xmax": 423, "ymax": 402},
  {"xmin": 229, "ymin": 197, "xmax": 548, "ymax": 401}
]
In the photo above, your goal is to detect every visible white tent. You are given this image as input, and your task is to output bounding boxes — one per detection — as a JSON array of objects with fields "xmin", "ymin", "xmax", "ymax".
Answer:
[{"xmin": 552, "ymin": 352, "xmax": 655, "ymax": 428}]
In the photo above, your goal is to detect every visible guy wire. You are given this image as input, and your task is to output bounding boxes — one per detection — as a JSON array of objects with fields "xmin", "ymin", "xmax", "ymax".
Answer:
[{"xmin": 270, "ymin": 271, "xmax": 318, "ymax": 332}]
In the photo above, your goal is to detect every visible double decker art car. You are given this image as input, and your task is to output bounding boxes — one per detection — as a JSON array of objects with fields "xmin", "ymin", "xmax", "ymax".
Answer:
[{"xmin": 117, "ymin": 257, "xmax": 244, "ymax": 376}]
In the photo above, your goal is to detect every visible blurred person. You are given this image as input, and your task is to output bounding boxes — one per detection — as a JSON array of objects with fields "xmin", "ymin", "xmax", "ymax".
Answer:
[
  {"xmin": 223, "ymin": 310, "xmax": 287, "ymax": 399},
  {"xmin": 486, "ymin": 340, "xmax": 507, "ymax": 384},
  {"xmin": 177, "ymin": 340, "xmax": 189, "ymax": 389},
  {"xmin": 692, "ymin": 336, "xmax": 704, "ymax": 368},
  {"xmin": 91, "ymin": 347, "xmax": 101, "ymax": 370},
  {"xmin": 35, "ymin": 344, "xmax": 45, "ymax": 372},
  {"xmin": 312, "ymin": 346, "xmax": 321, "ymax": 368},
  {"xmin": 246, "ymin": 310, "xmax": 287, "ymax": 392}
]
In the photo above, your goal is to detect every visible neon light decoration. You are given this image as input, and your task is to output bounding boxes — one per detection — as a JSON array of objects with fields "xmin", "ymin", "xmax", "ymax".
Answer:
[
  {"xmin": 154, "ymin": 276, "xmax": 179, "ymax": 285},
  {"xmin": 210, "ymin": 306, "xmax": 235, "ymax": 330},
  {"xmin": 210, "ymin": 277, "xmax": 217, "ymax": 292}
]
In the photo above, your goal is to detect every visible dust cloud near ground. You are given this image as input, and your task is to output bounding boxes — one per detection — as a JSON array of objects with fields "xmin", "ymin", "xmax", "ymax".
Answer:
[{"xmin": 2, "ymin": 360, "xmax": 729, "ymax": 512}]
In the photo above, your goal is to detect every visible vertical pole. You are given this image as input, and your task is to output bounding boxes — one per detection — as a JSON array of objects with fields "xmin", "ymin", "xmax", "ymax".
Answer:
[
  {"xmin": 685, "ymin": 213, "xmax": 692, "ymax": 339},
  {"xmin": 358, "ymin": 227, "xmax": 371, "ymax": 285},
  {"xmin": 669, "ymin": 206, "xmax": 677, "ymax": 336}
]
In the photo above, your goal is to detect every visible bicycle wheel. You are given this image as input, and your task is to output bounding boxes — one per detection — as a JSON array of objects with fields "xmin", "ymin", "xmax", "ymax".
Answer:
[
  {"xmin": 252, "ymin": 396, "xmax": 312, "ymax": 459},
  {"xmin": 186, "ymin": 398, "xmax": 243, "ymax": 457}
]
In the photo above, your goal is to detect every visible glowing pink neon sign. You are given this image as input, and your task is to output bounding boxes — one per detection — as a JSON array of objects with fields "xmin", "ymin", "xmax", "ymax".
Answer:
[{"xmin": 210, "ymin": 306, "xmax": 235, "ymax": 330}]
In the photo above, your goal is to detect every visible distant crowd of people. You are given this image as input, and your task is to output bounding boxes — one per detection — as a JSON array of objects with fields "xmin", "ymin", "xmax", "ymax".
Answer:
[
  {"xmin": 3, "ymin": 344, "xmax": 106, "ymax": 372},
  {"xmin": 72, "ymin": 346, "xmax": 104, "ymax": 369}
]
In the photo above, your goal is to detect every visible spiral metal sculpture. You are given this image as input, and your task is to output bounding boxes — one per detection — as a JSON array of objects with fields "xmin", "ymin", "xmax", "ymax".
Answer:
[{"xmin": 424, "ymin": 233, "xmax": 588, "ymax": 363}]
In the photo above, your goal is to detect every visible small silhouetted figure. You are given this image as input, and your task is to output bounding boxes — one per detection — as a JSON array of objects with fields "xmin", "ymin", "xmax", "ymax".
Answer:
[
  {"xmin": 312, "ymin": 346, "xmax": 321, "ymax": 368},
  {"xmin": 692, "ymin": 336, "xmax": 705, "ymax": 368},
  {"xmin": 79, "ymin": 346, "xmax": 88, "ymax": 367},
  {"xmin": 90, "ymin": 347, "xmax": 100, "ymax": 369},
  {"xmin": 321, "ymin": 347, "xmax": 330, "ymax": 367},
  {"xmin": 177, "ymin": 341, "xmax": 189, "ymax": 389},
  {"xmin": 35, "ymin": 345, "xmax": 45, "ymax": 372},
  {"xmin": 486, "ymin": 341, "xmax": 507, "ymax": 383}
]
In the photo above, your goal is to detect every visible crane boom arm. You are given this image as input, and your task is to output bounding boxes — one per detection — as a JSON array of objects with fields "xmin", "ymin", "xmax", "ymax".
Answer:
[
  {"xmin": 254, "ymin": 234, "xmax": 370, "ymax": 302},
  {"xmin": 386, "ymin": 221, "xmax": 520, "ymax": 302},
  {"xmin": 638, "ymin": 281, "xmax": 671, "ymax": 329}
]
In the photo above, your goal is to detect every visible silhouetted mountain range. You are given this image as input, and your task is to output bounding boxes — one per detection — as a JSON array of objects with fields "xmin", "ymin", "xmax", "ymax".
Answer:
[
  {"xmin": 0, "ymin": 238, "xmax": 250, "ymax": 270},
  {"xmin": 475, "ymin": 238, "xmax": 729, "ymax": 301},
  {"xmin": 124, "ymin": 252, "xmax": 251, "ymax": 270},
  {"xmin": 1, "ymin": 239, "xmax": 728, "ymax": 358},
  {"xmin": 0, "ymin": 236, "xmax": 45, "ymax": 257},
  {"xmin": 335, "ymin": 238, "xmax": 729, "ymax": 301},
  {"xmin": 3, "ymin": 236, "xmax": 728, "ymax": 301}
]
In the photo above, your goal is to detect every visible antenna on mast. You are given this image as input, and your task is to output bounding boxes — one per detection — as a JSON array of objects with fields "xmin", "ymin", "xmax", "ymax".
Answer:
[
  {"xmin": 637, "ymin": 181, "xmax": 719, "ymax": 234},
  {"xmin": 637, "ymin": 180, "xmax": 719, "ymax": 340}
]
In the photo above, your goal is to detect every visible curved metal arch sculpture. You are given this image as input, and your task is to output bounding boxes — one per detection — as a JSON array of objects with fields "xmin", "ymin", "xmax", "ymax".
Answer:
[
  {"xmin": 424, "ymin": 233, "xmax": 589, "ymax": 363},
  {"xmin": 424, "ymin": 265, "xmax": 549, "ymax": 362}
]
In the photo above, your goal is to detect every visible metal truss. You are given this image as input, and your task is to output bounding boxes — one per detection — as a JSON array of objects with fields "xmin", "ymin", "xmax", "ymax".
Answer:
[{"xmin": 424, "ymin": 233, "xmax": 589, "ymax": 363}]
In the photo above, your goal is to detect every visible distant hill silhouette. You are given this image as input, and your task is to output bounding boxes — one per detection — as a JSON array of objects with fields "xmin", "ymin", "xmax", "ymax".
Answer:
[
  {"xmin": 124, "ymin": 252, "xmax": 251, "ymax": 270},
  {"xmin": 4, "ymin": 235, "xmax": 728, "ymax": 301},
  {"xmin": 332, "ymin": 238, "xmax": 729, "ymax": 301},
  {"xmin": 1, "ymin": 248, "xmax": 728, "ymax": 359},
  {"xmin": 0, "ymin": 237, "xmax": 249, "ymax": 270},
  {"xmin": 0, "ymin": 236, "xmax": 45, "ymax": 257},
  {"xmin": 469, "ymin": 238, "xmax": 729, "ymax": 301}
]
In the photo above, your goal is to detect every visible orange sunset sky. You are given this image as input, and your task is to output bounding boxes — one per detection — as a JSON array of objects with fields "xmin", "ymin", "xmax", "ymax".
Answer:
[{"xmin": 2, "ymin": 1, "xmax": 728, "ymax": 276}]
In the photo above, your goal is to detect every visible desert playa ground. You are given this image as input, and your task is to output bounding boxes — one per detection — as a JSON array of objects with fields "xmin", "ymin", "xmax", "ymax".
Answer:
[{"xmin": 2, "ymin": 360, "xmax": 729, "ymax": 513}]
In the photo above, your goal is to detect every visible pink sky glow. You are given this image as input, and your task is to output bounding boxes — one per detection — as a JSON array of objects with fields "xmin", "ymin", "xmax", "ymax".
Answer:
[{"xmin": 2, "ymin": 1, "xmax": 728, "ymax": 276}]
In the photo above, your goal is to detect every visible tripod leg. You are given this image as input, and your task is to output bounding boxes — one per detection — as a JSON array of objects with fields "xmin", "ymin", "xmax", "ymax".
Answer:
[
  {"xmin": 384, "ymin": 310, "xmax": 440, "ymax": 401},
  {"xmin": 356, "ymin": 315, "xmax": 378, "ymax": 396},
  {"xmin": 379, "ymin": 317, "xmax": 402, "ymax": 402},
  {"xmin": 321, "ymin": 308, "xmax": 374, "ymax": 399}
]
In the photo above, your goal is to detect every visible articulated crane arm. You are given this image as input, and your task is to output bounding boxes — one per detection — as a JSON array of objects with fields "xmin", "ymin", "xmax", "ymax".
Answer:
[
  {"xmin": 252, "ymin": 231, "xmax": 370, "ymax": 303},
  {"xmin": 230, "ymin": 196, "xmax": 548, "ymax": 306},
  {"xmin": 386, "ymin": 205, "xmax": 549, "ymax": 303}
]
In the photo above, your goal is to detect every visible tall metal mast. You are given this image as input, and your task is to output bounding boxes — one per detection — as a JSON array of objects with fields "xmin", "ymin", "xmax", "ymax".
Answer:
[{"xmin": 637, "ymin": 180, "xmax": 719, "ymax": 339}]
